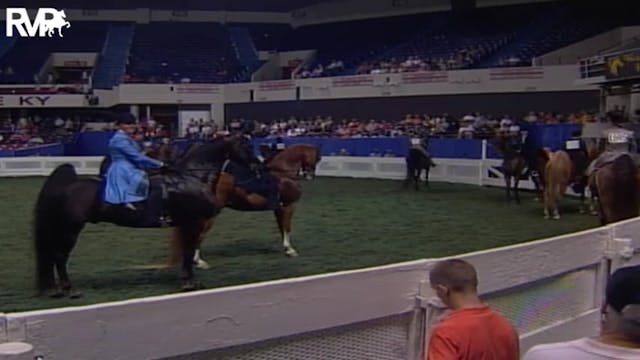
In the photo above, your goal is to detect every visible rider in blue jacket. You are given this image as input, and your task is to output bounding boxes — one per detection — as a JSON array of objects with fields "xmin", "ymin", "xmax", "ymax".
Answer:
[{"xmin": 103, "ymin": 113, "xmax": 168, "ymax": 225}]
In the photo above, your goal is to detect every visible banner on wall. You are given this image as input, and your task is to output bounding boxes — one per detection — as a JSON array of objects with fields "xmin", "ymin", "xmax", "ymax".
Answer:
[
  {"xmin": 401, "ymin": 71, "xmax": 448, "ymax": 84},
  {"xmin": 331, "ymin": 75, "xmax": 374, "ymax": 87},
  {"xmin": 605, "ymin": 49, "xmax": 640, "ymax": 81},
  {"xmin": 175, "ymin": 84, "xmax": 221, "ymax": 94},
  {"xmin": 0, "ymin": 94, "xmax": 86, "ymax": 107},
  {"xmin": 489, "ymin": 67, "xmax": 544, "ymax": 80}
]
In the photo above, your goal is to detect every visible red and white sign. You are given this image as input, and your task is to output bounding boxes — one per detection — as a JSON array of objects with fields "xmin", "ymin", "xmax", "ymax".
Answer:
[
  {"xmin": 175, "ymin": 84, "xmax": 220, "ymax": 94},
  {"xmin": 331, "ymin": 75, "xmax": 374, "ymax": 87},
  {"xmin": 258, "ymin": 80, "xmax": 295, "ymax": 91},
  {"xmin": 401, "ymin": 71, "xmax": 448, "ymax": 84},
  {"xmin": 489, "ymin": 67, "xmax": 544, "ymax": 80}
]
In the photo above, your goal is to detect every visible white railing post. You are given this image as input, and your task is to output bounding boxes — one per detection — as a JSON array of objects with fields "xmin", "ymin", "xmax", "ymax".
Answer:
[{"xmin": 479, "ymin": 139, "xmax": 487, "ymax": 186}]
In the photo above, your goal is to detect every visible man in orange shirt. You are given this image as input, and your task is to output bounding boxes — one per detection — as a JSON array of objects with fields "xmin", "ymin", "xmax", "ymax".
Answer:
[{"xmin": 425, "ymin": 259, "xmax": 520, "ymax": 360}]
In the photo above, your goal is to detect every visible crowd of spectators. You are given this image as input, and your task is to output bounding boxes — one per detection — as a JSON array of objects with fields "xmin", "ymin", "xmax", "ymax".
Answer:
[
  {"xmin": 235, "ymin": 110, "xmax": 596, "ymax": 140},
  {"xmin": 0, "ymin": 115, "xmax": 81, "ymax": 151}
]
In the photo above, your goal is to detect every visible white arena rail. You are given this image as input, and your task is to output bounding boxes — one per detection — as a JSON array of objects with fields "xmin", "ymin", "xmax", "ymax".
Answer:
[
  {"xmin": 0, "ymin": 155, "xmax": 553, "ymax": 193},
  {"xmin": 2, "ymin": 153, "xmax": 636, "ymax": 360}
]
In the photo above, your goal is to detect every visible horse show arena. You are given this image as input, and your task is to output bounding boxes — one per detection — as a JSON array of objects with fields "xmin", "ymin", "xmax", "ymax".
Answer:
[{"xmin": 0, "ymin": 175, "xmax": 598, "ymax": 312}]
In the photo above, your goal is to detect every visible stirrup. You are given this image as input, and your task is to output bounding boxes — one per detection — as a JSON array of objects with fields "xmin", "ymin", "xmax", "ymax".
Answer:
[{"xmin": 160, "ymin": 215, "xmax": 172, "ymax": 227}]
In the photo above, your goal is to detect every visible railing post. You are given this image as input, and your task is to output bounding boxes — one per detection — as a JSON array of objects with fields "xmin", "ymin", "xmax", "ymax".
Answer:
[{"xmin": 479, "ymin": 139, "xmax": 487, "ymax": 186}]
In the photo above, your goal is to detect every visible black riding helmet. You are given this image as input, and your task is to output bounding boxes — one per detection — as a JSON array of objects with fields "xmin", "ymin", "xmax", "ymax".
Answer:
[{"xmin": 115, "ymin": 112, "xmax": 136, "ymax": 125}]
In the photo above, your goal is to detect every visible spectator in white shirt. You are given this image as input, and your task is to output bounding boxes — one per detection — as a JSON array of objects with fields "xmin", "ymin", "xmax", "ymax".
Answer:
[{"xmin": 523, "ymin": 265, "xmax": 640, "ymax": 360}]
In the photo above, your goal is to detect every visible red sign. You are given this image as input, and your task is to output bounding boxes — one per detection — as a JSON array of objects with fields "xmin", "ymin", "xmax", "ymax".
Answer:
[
  {"xmin": 489, "ymin": 67, "xmax": 544, "ymax": 80},
  {"xmin": 401, "ymin": 71, "xmax": 448, "ymax": 84},
  {"xmin": 175, "ymin": 84, "xmax": 220, "ymax": 94},
  {"xmin": 258, "ymin": 80, "xmax": 295, "ymax": 91},
  {"xmin": 331, "ymin": 75, "xmax": 374, "ymax": 87}
]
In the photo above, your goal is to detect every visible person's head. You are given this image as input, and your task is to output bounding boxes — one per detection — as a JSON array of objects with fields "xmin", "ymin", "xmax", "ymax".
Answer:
[
  {"xmin": 115, "ymin": 113, "xmax": 137, "ymax": 135},
  {"xmin": 429, "ymin": 259, "xmax": 480, "ymax": 309},
  {"xmin": 601, "ymin": 265, "xmax": 640, "ymax": 343}
]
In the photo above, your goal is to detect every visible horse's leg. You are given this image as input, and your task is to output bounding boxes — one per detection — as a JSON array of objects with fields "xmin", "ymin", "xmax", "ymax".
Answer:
[
  {"xmin": 53, "ymin": 224, "xmax": 84, "ymax": 298},
  {"xmin": 504, "ymin": 174, "xmax": 512, "ymax": 202},
  {"xmin": 193, "ymin": 218, "xmax": 214, "ymax": 270},
  {"xmin": 542, "ymin": 178, "xmax": 553, "ymax": 220},
  {"xmin": 175, "ymin": 221, "xmax": 206, "ymax": 291},
  {"xmin": 425, "ymin": 167, "xmax": 430, "ymax": 189},
  {"xmin": 275, "ymin": 205, "xmax": 298, "ymax": 257},
  {"xmin": 578, "ymin": 182, "xmax": 586, "ymax": 214},
  {"xmin": 514, "ymin": 175, "xmax": 521, "ymax": 205},
  {"xmin": 403, "ymin": 163, "xmax": 411, "ymax": 189},
  {"xmin": 414, "ymin": 168, "xmax": 420, "ymax": 191},
  {"xmin": 552, "ymin": 183, "xmax": 561, "ymax": 220}
]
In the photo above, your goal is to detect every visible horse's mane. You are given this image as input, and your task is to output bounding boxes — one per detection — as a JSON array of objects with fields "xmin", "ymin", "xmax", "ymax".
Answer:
[{"xmin": 177, "ymin": 139, "xmax": 228, "ymax": 166}]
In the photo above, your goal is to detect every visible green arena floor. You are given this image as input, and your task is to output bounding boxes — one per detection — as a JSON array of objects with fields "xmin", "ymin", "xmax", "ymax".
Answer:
[{"xmin": 0, "ymin": 176, "xmax": 598, "ymax": 312}]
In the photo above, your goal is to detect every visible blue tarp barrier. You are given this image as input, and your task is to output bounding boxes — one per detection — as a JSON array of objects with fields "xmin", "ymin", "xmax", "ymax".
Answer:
[
  {"xmin": 49, "ymin": 123, "xmax": 586, "ymax": 159},
  {"xmin": 0, "ymin": 143, "xmax": 64, "ymax": 157}
]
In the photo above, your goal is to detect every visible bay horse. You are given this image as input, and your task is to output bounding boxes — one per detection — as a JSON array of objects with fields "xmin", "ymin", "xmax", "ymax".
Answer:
[
  {"xmin": 492, "ymin": 134, "xmax": 527, "ymax": 204},
  {"xmin": 404, "ymin": 148, "xmax": 436, "ymax": 190},
  {"xmin": 33, "ymin": 136, "xmax": 257, "ymax": 296},
  {"xmin": 589, "ymin": 154, "xmax": 640, "ymax": 225},
  {"xmin": 182, "ymin": 143, "xmax": 322, "ymax": 268}
]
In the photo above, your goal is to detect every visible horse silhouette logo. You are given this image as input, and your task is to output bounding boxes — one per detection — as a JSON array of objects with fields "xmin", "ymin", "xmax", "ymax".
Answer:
[
  {"xmin": 43, "ymin": 9, "xmax": 71, "ymax": 37},
  {"xmin": 6, "ymin": 8, "xmax": 71, "ymax": 38}
]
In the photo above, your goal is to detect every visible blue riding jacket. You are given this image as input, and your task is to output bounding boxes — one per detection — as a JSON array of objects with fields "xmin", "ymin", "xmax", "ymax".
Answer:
[{"xmin": 104, "ymin": 130, "xmax": 163, "ymax": 204}]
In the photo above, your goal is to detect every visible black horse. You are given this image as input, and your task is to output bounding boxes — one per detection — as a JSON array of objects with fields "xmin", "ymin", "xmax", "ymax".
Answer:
[
  {"xmin": 404, "ymin": 148, "xmax": 436, "ymax": 190},
  {"xmin": 33, "ymin": 136, "xmax": 258, "ymax": 297}
]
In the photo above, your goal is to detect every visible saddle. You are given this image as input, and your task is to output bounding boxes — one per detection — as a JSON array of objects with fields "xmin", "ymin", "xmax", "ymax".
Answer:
[
  {"xmin": 223, "ymin": 160, "xmax": 280, "ymax": 210},
  {"xmin": 98, "ymin": 176, "xmax": 171, "ymax": 228}
]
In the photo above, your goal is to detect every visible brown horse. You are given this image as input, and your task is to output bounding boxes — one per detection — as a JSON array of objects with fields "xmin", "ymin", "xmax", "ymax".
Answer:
[
  {"xmin": 589, "ymin": 154, "xmax": 640, "ymax": 225},
  {"xmin": 172, "ymin": 143, "xmax": 322, "ymax": 268},
  {"xmin": 541, "ymin": 150, "xmax": 573, "ymax": 219},
  {"xmin": 492, "ymin": 134, "xmax": 527, "ymax": 204}
]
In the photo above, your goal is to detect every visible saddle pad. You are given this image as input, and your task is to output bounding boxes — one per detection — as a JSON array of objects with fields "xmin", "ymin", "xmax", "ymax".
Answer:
[
  {"xmin": 276, "ymin": 143, "xmax": 286, "ymax": 150},
  {"xmin": 565, "ymin": 140, "xmax": 580, "ymax": 150},
  {"xmin": 411, "ymin": 138, "xmax": 421, "ymax": 146},
  {"xmin": 225, "ymin": 161, "xmax": 280, "ymax": 210}
]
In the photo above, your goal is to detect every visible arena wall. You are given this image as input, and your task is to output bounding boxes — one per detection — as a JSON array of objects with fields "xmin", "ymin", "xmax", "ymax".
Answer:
[
  {"xmin": 2, "ymin": 217, "xmax": 636, "ymax": 360},
  {"xmin": 1, "ymin": 155, "xmax": 639, "ymax": 359}
]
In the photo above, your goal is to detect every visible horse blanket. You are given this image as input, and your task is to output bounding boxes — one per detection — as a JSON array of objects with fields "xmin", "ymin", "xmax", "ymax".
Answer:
[{"xmin": 224, "ymin": 161, "xmax": 280, "ymax": 210}]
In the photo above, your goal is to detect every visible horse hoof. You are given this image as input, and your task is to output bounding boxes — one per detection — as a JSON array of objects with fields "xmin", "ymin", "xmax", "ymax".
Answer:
[
  {"xmin": 196, "ymin": 260, "xmax": 211, "ymax": 270},
  {"xmin": 544, "ymin": 215, "xmax": 550, "ymax": 220},
  {"xmin": 68, "ymin": 291, "xmax": 83, "ymax": 299},
  {"xmin": 285, "ymin": 249, "xmax": 299, "ymax": 257},
  {"xmin": 181, "ymin": 281, "xmax": 197, "ymax": 292},
  {"xmin": 553, "ymin": 215, "xmax": 560, "ymax": 220},
  {"xmin": 49, "ymin": 290, "xmax": 66, "ymax": 299}
]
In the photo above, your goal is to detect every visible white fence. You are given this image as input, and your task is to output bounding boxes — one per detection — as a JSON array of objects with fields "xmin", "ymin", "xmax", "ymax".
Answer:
[
  {"xmin": 0, "ymin": 155, "xmax": 530, "ymax": 188},
  {"xmin": 1, "ymin": 156, "xmax": 637, "ymax": 360}
]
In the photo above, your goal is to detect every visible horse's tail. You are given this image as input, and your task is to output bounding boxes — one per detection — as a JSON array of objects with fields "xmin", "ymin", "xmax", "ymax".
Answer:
[
  {"xmin": 33, "ymin": 164, "xmax": 77, "ymax": 293},
  {"xmin": 611, "ymin": 154, "xmax": 638, "ymax": 215}
]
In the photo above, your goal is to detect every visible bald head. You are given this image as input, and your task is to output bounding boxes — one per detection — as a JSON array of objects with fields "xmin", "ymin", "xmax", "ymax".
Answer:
[{"xmin": 429, "ymin": 259, "xmax": 478, "ymax": 293}]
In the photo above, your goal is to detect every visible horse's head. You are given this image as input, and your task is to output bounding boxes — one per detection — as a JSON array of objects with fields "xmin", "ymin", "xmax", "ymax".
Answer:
[
  {"xmin": 298, "ymin": 144, "xmax": 322, "ymax": 180},
  {"xmin": 268, "ymin": 144, "xmax": 322, "ymax": 180},
  {"xmin": 222, "ymin": 135, "xmax": 262, "ymax": 171}
]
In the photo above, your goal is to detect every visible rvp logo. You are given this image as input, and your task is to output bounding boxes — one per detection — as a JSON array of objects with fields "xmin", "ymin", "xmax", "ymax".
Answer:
[{"xmin": 6, "ymin": 8, "xmax": 71, "ymax": 38}]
